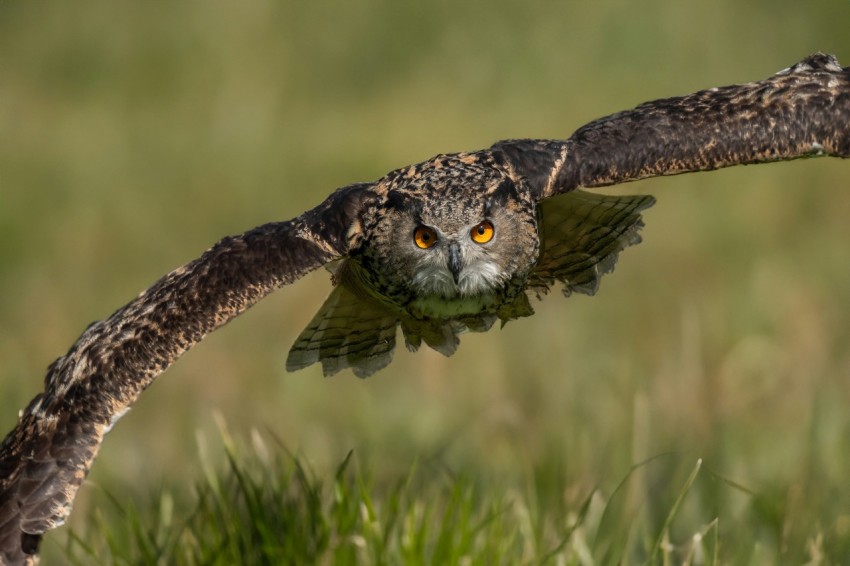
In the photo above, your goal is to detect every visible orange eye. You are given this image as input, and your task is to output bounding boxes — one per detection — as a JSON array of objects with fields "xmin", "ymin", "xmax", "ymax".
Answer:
[
  {"xmin": 414, "ymin": 226, "xmax": 438, "ymax": 249},
  {"xmin": 470, "ymin": 221, "xmax": 494, "ymax": 244}
]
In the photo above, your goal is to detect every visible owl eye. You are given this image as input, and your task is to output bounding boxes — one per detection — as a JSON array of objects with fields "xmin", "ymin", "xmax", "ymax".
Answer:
[
  {"xmin": 413, "ymin": 226, "xmax": 438, "ymax": 249},
  {"xmin": 470, "ymin": 221, "xmax": 494, "ymax": 244}
]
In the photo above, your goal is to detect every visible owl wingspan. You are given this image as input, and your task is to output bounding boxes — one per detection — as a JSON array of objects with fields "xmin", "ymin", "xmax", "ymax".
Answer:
[
  {"xmin": 4, "ymin": 53, "xmax": 850, "ymax": 565},
  {"xmin": 528, "ymin": 190, "xmax": 655, "ymax": 297}
]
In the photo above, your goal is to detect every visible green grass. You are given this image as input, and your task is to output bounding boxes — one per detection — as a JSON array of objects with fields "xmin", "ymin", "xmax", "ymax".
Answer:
[
  {"xmin": 3, "ymin": 2, "xmax": 850, "ymax": 565},
  {"xmin": 63, "ymin": 428, "xmax": 728, "ymax": 565},
  {"xmin": 56, "ymin": 424, "xmax": 850, "ymax": 564}
]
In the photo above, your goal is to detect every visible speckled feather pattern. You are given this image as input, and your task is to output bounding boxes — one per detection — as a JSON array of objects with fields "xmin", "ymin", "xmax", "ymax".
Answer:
[
  {"xmin": 0, "ymin": 185, "xmax": 367, "ymax": 565},
  {"xmin": 1, "ymin": 53, "xmax": 849, "ymax": 564}
]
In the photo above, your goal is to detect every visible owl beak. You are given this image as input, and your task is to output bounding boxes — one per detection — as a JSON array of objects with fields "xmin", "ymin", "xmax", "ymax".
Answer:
[{"xmin": 447, "ymin": 241, "xmax": 463, "ymax": 285}]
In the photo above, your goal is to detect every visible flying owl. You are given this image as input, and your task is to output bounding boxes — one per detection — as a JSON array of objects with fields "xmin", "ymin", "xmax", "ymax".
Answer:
[{"xmin": 1, "ymin": 53, "xmax": 849, "ymax": 565}]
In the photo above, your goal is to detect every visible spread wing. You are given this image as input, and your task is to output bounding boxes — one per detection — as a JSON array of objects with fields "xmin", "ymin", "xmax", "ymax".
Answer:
[
  {"xmin": 0, "ymin": 183, "xmax": 374, "ymax": 565},
  {"xmin": 494, "ymin": 53, "xmax": 850, "ymax": 200}
]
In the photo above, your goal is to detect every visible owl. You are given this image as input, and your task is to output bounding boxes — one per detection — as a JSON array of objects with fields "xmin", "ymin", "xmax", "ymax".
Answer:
[
  {"xmin": 1, "ymin": 53, "xmax": 849, "ymax": 565},
  {"xmin": 284, "ymin": 154, "xmax": 654, "ymax": 377}
]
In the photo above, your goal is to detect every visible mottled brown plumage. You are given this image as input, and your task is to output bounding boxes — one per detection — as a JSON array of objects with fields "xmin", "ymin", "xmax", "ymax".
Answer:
[{"xmin": 1, "ymin": 53, "xmax": 849, "ymax": 564}]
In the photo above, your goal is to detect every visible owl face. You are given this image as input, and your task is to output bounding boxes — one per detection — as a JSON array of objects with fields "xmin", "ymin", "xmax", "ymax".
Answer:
[
  {"xmin": 360, "ymin": 158, "xmax": 540, "ymax": 316},
  {"xmin": 408, "ymin": 216, "xmax": 502, "ymax": 298}
]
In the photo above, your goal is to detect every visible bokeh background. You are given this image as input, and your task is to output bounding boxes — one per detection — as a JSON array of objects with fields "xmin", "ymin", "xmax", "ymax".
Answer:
[{"xmin": 2, "ymin": 0, "xmax": 850, "ymax": 561}]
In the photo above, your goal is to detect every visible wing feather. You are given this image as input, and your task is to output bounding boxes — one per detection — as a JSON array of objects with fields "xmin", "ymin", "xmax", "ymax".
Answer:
[
  {"xmin": 494, "ymin": 53, "xmax": 850, "ymax": 199},
  {"xmin": 0, "ymin": 183, "xmax": 374, "ymax": 565},
  {"xmin": 286, "ymin": 280, "xmax": 399, "ymax": 379},
  {"xmin": 528, "ymin": 190, "xmax": 655, "ymax": 297}
]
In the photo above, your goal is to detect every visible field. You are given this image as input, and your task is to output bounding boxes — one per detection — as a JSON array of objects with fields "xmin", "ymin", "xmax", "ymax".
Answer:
[{"xmin": 2, "ymin": 1, "xmax": 850, "ymax": 563}]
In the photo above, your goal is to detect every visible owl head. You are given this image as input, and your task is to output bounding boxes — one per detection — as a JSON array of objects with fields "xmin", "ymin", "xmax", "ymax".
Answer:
[{"xmin": 359, "ymin": 155, "xmax": 540, "ymax": 310}]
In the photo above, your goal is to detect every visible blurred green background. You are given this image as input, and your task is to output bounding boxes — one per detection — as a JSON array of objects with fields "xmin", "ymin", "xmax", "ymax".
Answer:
[{"xmin": 2, "ymin": 0, "xmax": 850, "ymax": 561}]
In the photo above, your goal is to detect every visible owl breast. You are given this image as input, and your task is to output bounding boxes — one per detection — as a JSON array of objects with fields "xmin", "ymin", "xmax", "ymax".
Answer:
[
  {"xmin": 345, "ymin": 251, "xmax": 524, "ymax": 319},
  {"xmin": 409, "ymin": 293, "xmax": 500, "ymax": 318}
]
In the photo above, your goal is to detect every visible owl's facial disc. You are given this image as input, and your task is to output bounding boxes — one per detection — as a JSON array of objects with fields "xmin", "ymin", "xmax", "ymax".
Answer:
[{"xmin": 410, "ymin": 219, "xmax": 503, "ymax": 298}]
